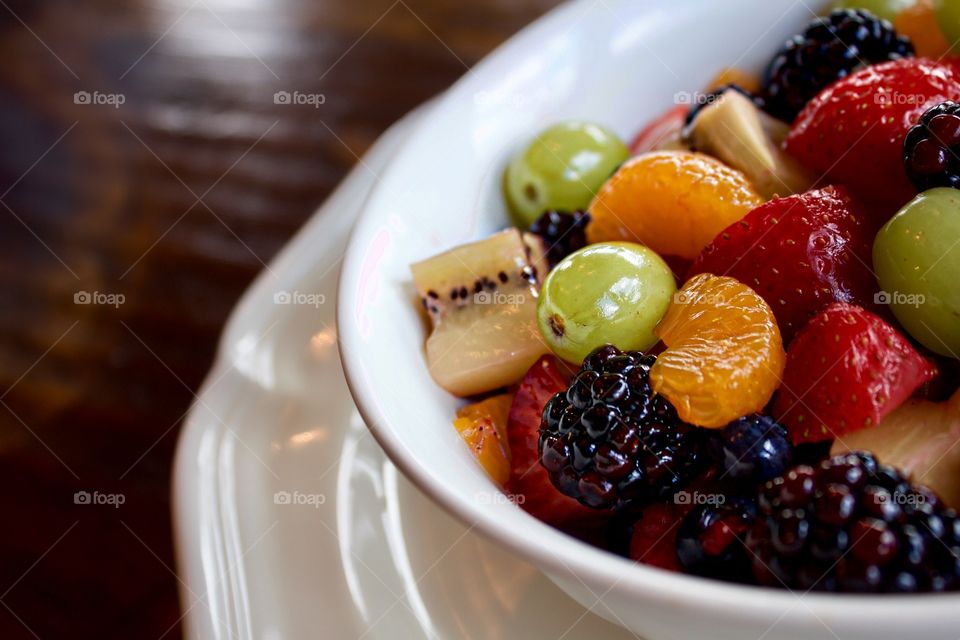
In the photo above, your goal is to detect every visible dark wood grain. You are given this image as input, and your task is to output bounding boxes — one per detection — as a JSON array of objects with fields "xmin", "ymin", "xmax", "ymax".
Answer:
[{"xmin": 0, "ymin": 0, "xmax": 560, "ymax": 637}]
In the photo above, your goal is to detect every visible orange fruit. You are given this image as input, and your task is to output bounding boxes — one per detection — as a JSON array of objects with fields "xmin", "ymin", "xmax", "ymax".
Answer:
[
  {"xmin": 587, "ymin": 151, "xmax": 763, "ymax": 260},
  {"xmin": 650, "ymin": 274, "xmax": 785, "ymax": 428},
  {"xmin": 453, "ymin": 393, "xmax": 513, "ymax": 484},
  {"xmin": 895, "ymin": 0, "xmax": 951, "ymax": 59},
  {"xmin": 705, "ymin": 67, "xmax": 761, "ymax": 94}
]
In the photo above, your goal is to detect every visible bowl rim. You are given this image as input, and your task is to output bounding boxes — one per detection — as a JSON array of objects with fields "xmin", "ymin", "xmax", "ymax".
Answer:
[{"xmin": 337, "ymin": 0, "xmax": 960, "ymax": 624}]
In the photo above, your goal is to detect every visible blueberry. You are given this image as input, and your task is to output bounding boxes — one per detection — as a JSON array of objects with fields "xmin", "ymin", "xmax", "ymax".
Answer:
[{"xmin": 710, "ymin": 414, "xmax": 792, "ymax": 485}]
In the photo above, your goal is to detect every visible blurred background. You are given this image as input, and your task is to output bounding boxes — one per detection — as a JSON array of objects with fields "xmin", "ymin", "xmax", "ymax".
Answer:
[{"xmin": 0, "ymin": 0, "xmax": 559, "ymax": 637}]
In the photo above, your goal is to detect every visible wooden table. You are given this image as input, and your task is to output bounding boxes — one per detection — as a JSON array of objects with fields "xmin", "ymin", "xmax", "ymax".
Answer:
[{"xmin": 0, "ymin": 1, "xmax": 559, "ymax": 637}]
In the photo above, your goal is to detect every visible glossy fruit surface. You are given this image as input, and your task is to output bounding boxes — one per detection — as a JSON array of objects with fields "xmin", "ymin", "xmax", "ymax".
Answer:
[
  {"xmin": 832, "ymin": 389, "xmax": 960, "ymax": 508},
  {"xmin": 540, "ymin": 346, "xmax": 708, "ymax": 509},
  {"xmin": 896, "ymin": 0, "xmax": 951, "ymax": 57},
  {"xmin": 902, "ymin": 101, "xmax": 960, "ymax": 191},
  {"xmin": 749, "ymin": 452, "xmax": 960, "ymax": 592},
  {"xmin": 537, "ymin": 242, "xmax": 676, "ymax": 363},
  {"xmin": 763, "ymin": 9, "xmax": 914, "ymax": 122},
  {"xmin": 774, "ymin": 303, "xmax": 938, "ymax": 443},
  {"xmin": 708, "ymin": 415, "xmax": 793, "ymax": 486},
  {"xmin": 587, "ymin": 151, "xmax": 762, "ymax": 260},
  {"xmin": 785, "ymin": 58, "xmax": 960, "ymax": 217},
  {"xmin": 834, "ymin": 0, "xmax": 914, "ymax": 21},
  {"xmin": 504, "ymin": 121, "xmax": 628, "ymax": 228},
  {"xmin": 650, "ymin": 274, "xmax": 786, "ymax": 428},
  {"xmin": 453, "ymin": 394, "xmax": 513, "ymax": 485},
  {"xmin": 676, "ymin": 501, "xmax": 756, "ymax": 581},
  {"xmin": 689, "ymin": 186, "xmax": 878, "ymax": 345},
  {"xmin": 506, "ymin": 356, "xmax": 602, "ymax": 526},
  {"xmin": 874, "ymin": 188, "xmax": 960, "ymax": 357}
]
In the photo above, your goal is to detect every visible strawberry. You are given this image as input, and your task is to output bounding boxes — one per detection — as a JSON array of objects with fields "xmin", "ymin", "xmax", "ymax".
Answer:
[
  {"xmin": 773, "ymin": 303, "xmax": 937, "ymax": 444},
  {"xmin": 506, "ymin": 355, "xmax": 603, "ymax": 526},
  {"xmin": 628, "ymin": 502, "xmax": 687, "ymax": 572},
  {"xmin": 688, "ymin": 186, "xmax": 878, "ymax": 345},
  {"xmin": 629, "ymin": 106, "xmax": 687, "ymax": 156},
  {"xmin": 785, "ymin": 58, "xmax": 960, "ymax": 220}
]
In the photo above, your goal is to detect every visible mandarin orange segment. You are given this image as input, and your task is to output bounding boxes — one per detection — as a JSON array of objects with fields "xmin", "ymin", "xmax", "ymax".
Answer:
[
  {"xmin": 650, "ymin": 274, "xmax": 785, "ymax": 428},
  {"xmin": 453, "ymin": 393, "xmax": 513, "ymax": 485},
  {"xmin": 586, "ymin": 151, "xmax": 763, "ymax": 260},
  {"xmin": 705, "ymin": 67, "xmax": 761, "ymax": 94},
  {"xmin": 895, "ymin": 0, "xmax": 951, "ymax": 59}
]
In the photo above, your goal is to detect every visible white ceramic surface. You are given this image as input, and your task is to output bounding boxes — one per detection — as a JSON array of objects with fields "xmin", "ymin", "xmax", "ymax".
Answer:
[
  {"xmin": 337, "ymin": 1, "xmax": 960, "ymax": 639},
  {"xmin": 173, "ymin": 105, "xmax": 633, "ymax": 640}
]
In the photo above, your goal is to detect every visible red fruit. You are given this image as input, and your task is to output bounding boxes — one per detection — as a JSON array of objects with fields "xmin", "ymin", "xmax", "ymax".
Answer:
[
  {"xmin": 628, "ymin": 503, "xmax": 687, "ymax": 571},
  {"xmin": 507, "ymin": 356, "xmax": 601, "ymax": 526},
  {"xmin": 774, "ymin": 303, "xmax": 938, "ymax": 444},
  {"xmin": 629, "ymin": 106, "xmax": 687, "ymax": 155},
  {"xmin": 785, "ymin": 58, "xmax": 960, "ymax": 219},
  {"xmin": 688, "ymin": 185, "xmax": 878, "ymax": 345}
]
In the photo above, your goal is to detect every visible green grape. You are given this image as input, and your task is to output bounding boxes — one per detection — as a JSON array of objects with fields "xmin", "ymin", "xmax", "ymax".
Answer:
[
  {"xmin": 833, "ymin": 0, "xmax": 914, "ymax": 22},
  {"xmin": 504, "ymin": 122, "xmax": 628, "ymax": 229},
  {"xmin": 873, "ymin": 188, "xmax": 960, "ymax": 358},
  {"xmin": 537, "ymin": 242, "xmax": 676, "ymax": 363},
  {"xmin": 934, "ymin": 0, "xmax": 960, "ymax": 49}
]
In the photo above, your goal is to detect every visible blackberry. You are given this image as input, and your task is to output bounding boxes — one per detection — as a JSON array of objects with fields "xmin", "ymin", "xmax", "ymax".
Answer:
[
  {"xmin": 538, "ymin": 345, "xmax": 708, "ymax": 510},
  {"xmin": 683, "ymin": 84, "xmax": 765, "ymax": 136},
  {"xmin": 903, "ymin": 101, "xmax": 960, "ymax": 192},
  {"xmin": 529, "ymin": 210, "xmax": 591, "ymax": 267},
  {"xmin": 762, "ymin": 9, "xmax": 914, "ymax": 122},
  {"xmin": 708, "ymin": 414, "xmax": 792, "ymax": 487},
  {"xmin": 676, "ymin": 500, "xmax": 757, "ymax": 582},
  {"xmin": 747, "ymin": 452, "xmax": 960, "ymax": 593}
]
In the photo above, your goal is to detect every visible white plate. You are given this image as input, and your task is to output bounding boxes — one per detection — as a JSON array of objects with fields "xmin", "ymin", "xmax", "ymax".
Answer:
[{"xmin": 172, "ymin": 104, "xmax": 633, "ymax": 640}]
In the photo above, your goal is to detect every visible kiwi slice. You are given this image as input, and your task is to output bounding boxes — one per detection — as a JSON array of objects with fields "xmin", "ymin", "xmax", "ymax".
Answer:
[
  {"xmin": 686, "ymin": 90, "xmax": 815, "ymax": 200},
  {"xmin": 411, "ymin": 229, "xmax": 549, "ymax": 397}
]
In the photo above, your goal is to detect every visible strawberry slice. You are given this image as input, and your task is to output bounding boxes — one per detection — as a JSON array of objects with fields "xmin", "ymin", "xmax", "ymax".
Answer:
[
  {"xmin": 628, "ymin": 503, "xmax": 688, "ymax": 571},
  {"xmin": 688, "ymin": 186, "xmax": 878, "ymax": 345},
  {"xmin": 507, "ymin": 355, "xmax": 603, "ymax": 526},
  {"xmin": 629, "ymin": 106, "xmax": 687, "ymax": 156},
  {"xmin": 773, "ymin": 303, "xmax": 937, "ymax": 444},
  {"xmin": 785, "ymin": 58, "xmax": 960, "ymax": 219}
]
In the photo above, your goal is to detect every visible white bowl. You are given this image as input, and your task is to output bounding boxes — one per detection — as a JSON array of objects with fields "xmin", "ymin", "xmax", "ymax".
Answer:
[{"xmin": 337, "ymin": 1, "xmax": 960, "ymax": 638}]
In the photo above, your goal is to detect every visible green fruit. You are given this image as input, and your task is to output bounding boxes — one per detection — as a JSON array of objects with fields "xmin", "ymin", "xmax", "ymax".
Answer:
[
  {"xmin": 504, "ymin": 122, "xmax": 628, "ymax": 228},
  {"xmin": 874, "ymin": 188, "xmax": 960, "ymax": 358},
  {"xmin": 834, "ymin": 0, "xmax": 914, "ymax": 22},
  {"xmin": 537, "ymin": 242, "xmax": 676, "ymax": 363},
  {"xmin": 934, "ymin": 0, "xmax": 960, "ymax": 48}
]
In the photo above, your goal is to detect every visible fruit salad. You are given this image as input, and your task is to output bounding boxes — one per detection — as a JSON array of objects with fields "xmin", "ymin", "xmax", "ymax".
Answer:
[{"xmin": 409, "ymin": 4, "xmax": 960, "ymax": 594}]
